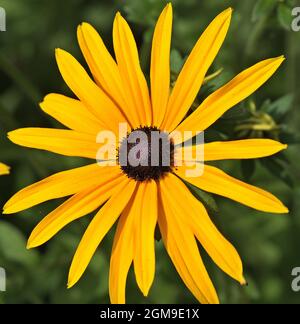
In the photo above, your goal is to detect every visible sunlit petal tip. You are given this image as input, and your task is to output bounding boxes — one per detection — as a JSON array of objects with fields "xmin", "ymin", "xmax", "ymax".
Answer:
[
  {"xmin": 240, "ymin": 276, "xmax": 247, "ymax": 286},
  {"xmin": 26, "ymin": 234, "xmax": 40, "ymax": 249},
  {"xmin": 76, "ymin": 24, "xmax": 82, "ymax": 34},
  {"xmin": 26, "ymin": 241, "xmax": 34, "ymax": 250},
  {"xmin": 2, "ymin": 198, "xmax": 14, "ymax": 214},
  {"xmin": 136, "ymin": 275, "xmax": 154, "ymax": 298},
  {"xmin": 272, "ymin": 55, "xmax": 285, "ymax": 65},
  {"xmin": 3, "ymin": 202, "xmax": 18, "ymax": 214},
  {"xmin": 115, "ymin": 11, "xmax": 122, "ymax": 19},
  {"xmin": 67, "ymin": 280, "xmax": 75, "ymax": 289},
  {"xmin": 115, "ymin": 12, "xmax": 129, "ymax": 26},
  {"xmin": 55, "ymin": 49, "xmax": 64, "ymax": 64},
  {"xmin": 39, "ymin": 101, "xmax": 48, "ymax": 113},
  {"xmin": 113, "ymin": 12, "xmax": 121, "ymax": 27},
  {"xmin": 41, "ymin": 93, "xmax": 54, "ymax": 102},
  {"xmin": 0, "ymin": 164, "xmax": 10, "ymax": 176},
  {"xmin": 221, "ymin": 8, "xmax": 233, "ymax": 24},
  {"xmin": 273, "ymin": 202, "xmax": 289, "ymax": 214},
  {"xmin": 79, "ymin": 22, "xmax": 98, "ymax": 40},
  {"xmin": 164, "ymin": 3, "xmax": 173, "ymax": 16},
  {"xmin": 136, "ymin": 269, "xmax": 155, "ymax": 297},
  {"xmin": 272, "ymin": 203, "xmax": 289, "ymax": 214},
  {"xmin": 79, "ymin": 22, "xmax": 93, "ymax": 32},
  {"xmin": 54, "ymin": 47, "xmax": 63, "ymax": 56},
  {"xmin": 55, "ymin": 48, "xmax": 71, "ymax": 64},
  {"xmin": 76, "ymin": 24, "xmax": 84, "ymax": 42},
  {"xmin": 66, "ymin": 274, "xmax": 79, "ymax": 290},
  {"xmin": 141, "ymin": 287, "xmax": 150, "ymax": 298},
  {"xmin": 7, "ymin": 130, "xmax": 18, "ymax": 143},
  {"xmin": 166, "ymin": 2, "xmax": 172, "ymax": 10},
  {"xmin": 221, "ymin": 7, "xmax": 233, "ymax": 19},
  {"xmin": 78, "ymin": 23, "xmax": 102, "ymax": 44},
  {"xmin": 67, "ymin": 273, "xmax": 78, "ymax": 289}
]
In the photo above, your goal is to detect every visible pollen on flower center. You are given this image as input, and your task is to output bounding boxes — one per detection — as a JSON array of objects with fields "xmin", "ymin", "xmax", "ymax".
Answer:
[{"xmin": 118, "ymin": 126, "xmax": 174, "ymax": 181}]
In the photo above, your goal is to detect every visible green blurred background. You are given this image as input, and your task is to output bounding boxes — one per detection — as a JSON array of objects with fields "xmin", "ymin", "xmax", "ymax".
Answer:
[{"xmin": 0, "ymin": 0, "xmax": 300, "ymax": 304}]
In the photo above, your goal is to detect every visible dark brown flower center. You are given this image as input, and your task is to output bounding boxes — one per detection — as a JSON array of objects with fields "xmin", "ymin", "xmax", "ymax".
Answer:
[{"xmin": 118, "ymin": 126, "xmax": 174, "ymax": 181}]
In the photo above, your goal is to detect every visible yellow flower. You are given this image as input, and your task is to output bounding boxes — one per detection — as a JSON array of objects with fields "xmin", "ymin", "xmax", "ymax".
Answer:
[
  {"xmin": 4, "ymin": 4, "xmax": 288, "ymax": 304},
  {"xmin": 0, "ymin": 163, "xmax": 10, "ymax": 175}
]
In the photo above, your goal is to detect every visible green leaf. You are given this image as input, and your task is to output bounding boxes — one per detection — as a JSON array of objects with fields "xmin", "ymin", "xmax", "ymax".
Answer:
[
  {"xmin": 260, "ymin": 157, "xmax": 293, "ymax": 187},
  {"xmin": 220, "ymin": 104, "xmax": 250, "ymax": 120},
  {"xmin": 155, "ymin": 224, "xmax": 161, "ymax": 242},
  {"xmin": 170, "ymin": 49, "xmax": 184, "ymax": 75},
  {"xmin": 266, "ymin": 94, "xmax": 294, "ymax": 121},
  {"xmin": 243, "ymin": 276, "xmax": 261, "ymax": 301},
  {"xmin": 277, "ymin": 3, "xmax": 293, "ymax": 31},
  {"xmin": 0, "ymin": 222, "xmax": 38, "ymax": 266},
  {"xmin": 139, "ymin": 28, "xmax": 153, "ymax": 71},
  {"xmin": 241, "ymin": 159, "xmax": 256, "ymax": 181},
  {"xmin": 185, "ymin": 181, "xmax": 219, "ymax": 214},
  {"xmin": 260, "ymin": 99, "xmax": 272, "ymax": 112},
  {"xmin": 274, "ymin": 152, "xmax": 290, "ymax": 164},
  {"xmin": 280, "ymin": 131, "xmax": 300, "ymax": 144},
  {"xmin": 124, "ymin": 0, "xmax": 168, "ymax": 27},
  {"xmin": 252, "ymin": 0, "xmax": 277, "ymax": 22},
  {"xmin": 262, "ymin": 277, "xmax": 283, "ymax": 302}
]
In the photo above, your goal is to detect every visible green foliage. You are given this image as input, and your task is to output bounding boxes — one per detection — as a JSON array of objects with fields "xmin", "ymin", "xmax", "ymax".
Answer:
[
  {"xmin": 262, "ymin": 94, "xmax": 294, "ymax": 122},
  {"xmin": 277, "ymin": 2, "xmax": 293, "ymax": 30},
  {"xmin": 0, "ymin": 222, "xmax": 38, "ymax": 266},
  {"xmin": 0, "ymin": 0, "xmax": 299, "ymax": 304},
  {"xmin": 124, "ymin": 0, "xmax": 169, "ymax": 27},
  {"xmin": 185, "ymin": 181, "xmax": 219, "ymax": 215},
  {"xmin": 241, "ymin": 159, "xmax": 256, "ymax": 182},
  {"xmin": 170, "ymin": 49, "xmax": 184, "ymax": 76},
  {"xmin": 252, "ymin": 0, "xmax": 277, "ymax": 22}
]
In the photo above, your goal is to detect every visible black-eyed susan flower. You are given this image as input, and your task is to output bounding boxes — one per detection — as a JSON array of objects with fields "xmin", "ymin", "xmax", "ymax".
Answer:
[
  {"xmin": 0, "ymin": 163, "xmax": 10, "ymax": 176},
  {"xmin": 4, "ymin": 4, "xmax": 288, "ymax": 304}
]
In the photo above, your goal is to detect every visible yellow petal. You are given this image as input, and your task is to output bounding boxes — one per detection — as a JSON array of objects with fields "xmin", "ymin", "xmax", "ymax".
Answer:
[
  {"xmin": 77, "ymin": 23, "xmax": 139, "ymax": 128},
  {"xmin": 40, "ymin": 93, "xmax": 102, "ymax": 135},
  {"xmin": 162, "ymin": 8, "xmax": 232, "ymax": 131},
  {"xmin": 162, "ymin": 173, "xmax": 245, "ymax": 284},
  {"xmin": 175, "ymin": 56, "xmax": 285, "ymax": 137},
  {"xmin": 109, "ymin": 194, "xmax": 136, "ymax": 304},
  {"xmin": 134, "ymin": 180, "xmax": 157, "ymax": 296},
  {"xmin": 176, "ymin": 139, "xmax": 287, "ymax": 163},
  {"xmin": 204, "ymin": 139, "xmax": 287, "ymax": 161},
  {"xmin": 175, "ymin": 164, "xmax": 288, "ymax": 213},
  {"xmin": 159, "ymin": 176, "xmax": 219, "ymax": 304},
  {"xmin": 68, "ymin": 178, "xmax": 137, "ymax": 288},
  {"xmin": 55, "ymin": 48, "xmax": 129, "ymax": 133},
  {"xmin": 0, "ymin": 163, "xmax": 10, "ymax": 175},
  {"xmin": 4, "ymin": 164, "xmax": 121, "ymax": 214},
  {"xmin": 113, "ymin": 13, "xmax": 152, "ymax": 126},
  {"xmin": 150, "ymin": 3, "xmax": 172, "ymax": 126},
  {"xmin": 27, "ymin": 176, "xmax": 126, "ymax": 249},
  {"xmin": 8, "ymin": 128, "xmax": 101, "ymax": 159}
]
